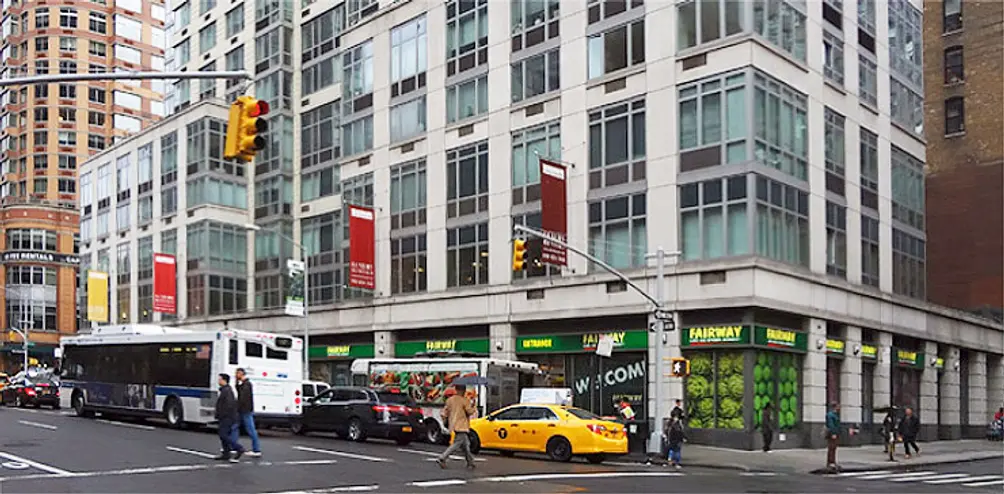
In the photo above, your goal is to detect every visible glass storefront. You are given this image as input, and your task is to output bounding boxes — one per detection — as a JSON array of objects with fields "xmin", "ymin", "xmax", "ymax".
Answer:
[
  {"xmin": 825, "ymin": 338, "xmax": 845, "ymax": 411},
  {"xmin": 517, "ymin": 330, "xmax": 648, "ymax": 419},
  {"xmin": 308, "ymin": 343, "xmax": 375, "ymax": 384},
  {"xmin": 892, "ymin": 348, "xmax": 924, "ymax": 412}
]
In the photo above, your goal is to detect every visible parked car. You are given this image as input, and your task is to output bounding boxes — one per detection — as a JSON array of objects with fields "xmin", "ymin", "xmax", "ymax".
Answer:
[
  {"xmin": 1, "ymin": 371, "xmax": 60, "ymax": 409},
  {"xmin": 466, "ymin": 404, "xmax": 628, "ymax": 463},
  {"xmin": 290, "ymin": 386, "xmax": 424, "ymax": 445},
  {"xmin": 302, "ymin": 381, "xmax": 331, "ymax": 400}
]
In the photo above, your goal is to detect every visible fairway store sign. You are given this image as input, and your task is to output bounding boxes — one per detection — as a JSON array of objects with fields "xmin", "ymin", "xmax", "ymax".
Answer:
[
  {"xmin": 516, "ymin": 330, "xmax": 647, "ymax": 353},
  {"xmin": 680, "ymin": 325, "xmax": 751, "ymax": 347},
  {"xmin": 825, "ymin": 339, "xmax": 846, "ymax": 356},
  {"xmin": 753, "ymin": 326, "xmax": 808, "ymax": 352},
  {"xmin": 395, "ymin": 339, "xmax": 490, "ymax": 357},
  {"xmin": 860, "ymin": 344, "xmax": 878, "ymax": 360},
  {"xmin": 896, "ymin": 349, "xmax": 926, "ymax": 369}
]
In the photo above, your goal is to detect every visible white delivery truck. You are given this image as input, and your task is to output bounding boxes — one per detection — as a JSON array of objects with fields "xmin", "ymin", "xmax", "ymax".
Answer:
[{"xmin": 351, "ymin": 357, "xmax": 539, "ymax": 443}]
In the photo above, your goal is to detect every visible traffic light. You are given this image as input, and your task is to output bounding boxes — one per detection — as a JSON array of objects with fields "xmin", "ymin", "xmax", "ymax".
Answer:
[
  {"xmin": 224, "ymin": 95, "xmax": 270, "ymax": 162},
  {"xmin": 670, "ymin": 357, "xmax": 690, "ymax": 377},
  {"xmin": 512, "ymin": 238, "xmax": 528, "ymax": 271}
]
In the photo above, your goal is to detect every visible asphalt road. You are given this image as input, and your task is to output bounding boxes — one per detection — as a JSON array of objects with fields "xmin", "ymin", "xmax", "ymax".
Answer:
[{"xmin": 0, "ymin": 407, "xmax": 1000, "ymax": 493}]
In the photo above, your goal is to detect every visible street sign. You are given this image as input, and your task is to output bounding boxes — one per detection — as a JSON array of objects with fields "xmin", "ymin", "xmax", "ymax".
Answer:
[{"xmin": 653, "ymin": 309, "xmax": 672, "ymax": 320}]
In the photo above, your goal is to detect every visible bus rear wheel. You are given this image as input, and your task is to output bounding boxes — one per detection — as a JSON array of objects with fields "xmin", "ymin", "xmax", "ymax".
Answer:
[
  {"xmin": 164, "ymin": 398, "xmax": 184, "ymax": 428},
  {"xmin": 72, "ymin": 392, "xmax": 93, "ymax": 418}
]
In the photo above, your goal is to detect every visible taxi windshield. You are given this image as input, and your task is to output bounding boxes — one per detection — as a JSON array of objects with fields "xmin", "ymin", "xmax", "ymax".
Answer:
[{"xmin": 565, "ymin": 407, "xmax": 602, "ymax": 420}]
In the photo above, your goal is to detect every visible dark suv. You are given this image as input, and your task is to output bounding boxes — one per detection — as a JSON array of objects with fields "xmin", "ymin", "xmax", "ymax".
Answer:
[
  {"xmin": 1, "ymin": 372, "xmax": 60, "ymax": 409},
  {"xmin": 291, "ymin": 386, "xmax": 424, "ymax": 445}
]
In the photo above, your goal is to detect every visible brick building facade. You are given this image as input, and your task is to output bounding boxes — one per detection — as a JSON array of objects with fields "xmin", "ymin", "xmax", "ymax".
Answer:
[{"xmin": 923, "ymin": 0, "xmax": 1004, "ymax": 317}]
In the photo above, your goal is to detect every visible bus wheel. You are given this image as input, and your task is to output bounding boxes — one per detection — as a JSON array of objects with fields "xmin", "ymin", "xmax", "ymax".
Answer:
[
  {"xmin": 72, "ymin": 392, "xmax": 93, "ymax": 417},
  {"xmin": 164, "ymin": 398, "xmax": 184, "ymax": 428}
]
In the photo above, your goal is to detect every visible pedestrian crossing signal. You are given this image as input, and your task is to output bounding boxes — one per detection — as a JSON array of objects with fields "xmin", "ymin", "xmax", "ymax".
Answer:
[
  {"xmin": 670, "ymin": 357, "xmax": 690, "ymax": 377},
  {"xmin": 512, "ymin": 239, "xmax": 527, "ymax": 271}
]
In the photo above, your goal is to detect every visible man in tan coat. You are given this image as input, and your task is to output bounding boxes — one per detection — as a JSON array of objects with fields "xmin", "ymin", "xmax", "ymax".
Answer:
[{"xmin": 436, "ymin": 384, "xmax": 478, "ymax": 469}]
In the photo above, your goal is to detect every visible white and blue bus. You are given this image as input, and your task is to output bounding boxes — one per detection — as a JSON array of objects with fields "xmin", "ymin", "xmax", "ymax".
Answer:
[{"xmin": 59, "ymin": 324, "xmax": 303, "ymax": 428}]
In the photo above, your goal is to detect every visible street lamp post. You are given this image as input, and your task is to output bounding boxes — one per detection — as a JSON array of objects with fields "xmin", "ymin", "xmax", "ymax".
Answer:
[{"xmin": 245, "ymin": 224, "xmax": 310, "ymax": 378}]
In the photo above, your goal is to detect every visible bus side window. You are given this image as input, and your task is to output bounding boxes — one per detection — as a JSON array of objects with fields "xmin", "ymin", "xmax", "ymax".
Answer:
[
  {"xmin": 266, "ymin": 348, "xmax": 288, "ymax": 360},
  {"xmin": 228, "ymin": 340, "xmax": 239, "ymax": 365},
  {"xmin": 245, "ymin": 341, "xmax": 263, "ymax": 358}
]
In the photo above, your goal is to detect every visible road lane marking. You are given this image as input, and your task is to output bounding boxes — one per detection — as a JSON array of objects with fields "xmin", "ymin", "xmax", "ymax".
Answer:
[
  {"xmin": 409, "ymin": 479, "xmax": 467, "ymax": 487},
  {"xmin": 835, "ymin": 470, "xmax": 891, "ymax": 477},
  {"xmin": 96, "ymin": 419, "xmax": 156, "ymax": 430},
  {"xmin": 0, "ymin": 451, "xmax": 73, "ymax": 476},
  {"xmin": 397, "ymin": 447, "xmax": 486, "ymax": 462},
  {"xmin": 964, "ymin": 479, "xmax": 1004, "ymax": 487},
  {"xmin": 740, "ymin": 472, "xmax": 778, "ymax": 476},
  {"xmin": 856, "ymin": 470, "xmax": 935, "ymax": 480},
  {"xmin": 904, "ymin": 473, "xmax": 970, "ymax": 482},
  {"xmin": 480, "ymin": 472, "xmax": 685, "ymax": 482},
  {"xmin": 166, "ymin": 446, "xmax": 217, "ymax": 459},
  {"xmin": 282, "ymin": 460, "xmax": 339, "ymax": 465},
  {"xmin": 267, "ymin": 486, "xmax": 380, "ymax": 493},
  {"xmin": 293, "ymin": 446, "xmax": 391, "ymax": 463},
  {"xmin": 944, "ymin": 475, "xmax": 1004, "ymax": 485},
  {"xmin": 889, "ymin": 472, "xmax": 966, "ymax": 482},
  {"xmin": 17, "ymin": 420, "xmax": 58, "ymax": 430}
]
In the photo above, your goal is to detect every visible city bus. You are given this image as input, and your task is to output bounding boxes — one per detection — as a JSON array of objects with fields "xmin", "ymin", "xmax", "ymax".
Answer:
[
  {"xmin": 59, "ymin": 324, "xmax": 303, "ymax": 428},
  {"xmin": 351, "ymin": 357, "xmax": 539, "ymax": 443}
]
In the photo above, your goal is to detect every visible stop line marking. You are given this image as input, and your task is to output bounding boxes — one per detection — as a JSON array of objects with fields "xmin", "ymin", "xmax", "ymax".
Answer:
[
  {"xmin": 0, "ymin": 451, "xmax": 74, "ymax": 476},
  {"xmin": 96, "ymin": 419, "xmax": 156, "ymax": 431},
  {"xmin": 17, "ymin": 420, "xmax": 58, "ymax": 430}
]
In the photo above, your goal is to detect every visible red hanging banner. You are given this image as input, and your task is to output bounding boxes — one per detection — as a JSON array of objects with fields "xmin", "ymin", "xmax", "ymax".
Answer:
[
  {"xmin": 153, "ymin": 253, "xmax": 177, "ymax": 313},
  {"xmin": 348, "ymin": 205, "xmax": 376, "ymax": 290},
  {"xmin": 539, "ymin": 158, "xmax": 568, "ymax": 266}
]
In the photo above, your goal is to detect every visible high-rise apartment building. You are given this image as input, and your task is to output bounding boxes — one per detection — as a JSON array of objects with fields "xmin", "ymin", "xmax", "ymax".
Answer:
[
  {"xmin": 82, "ymin": 0, "xmax": 1002, "ymax": 447},
  {"xmin": 0, "ymin": 0, "xmax": 166, "ymax": 367},
  {"xmin": 922, "ymin": 0, "xmax": 1004, "ymax": 320}
]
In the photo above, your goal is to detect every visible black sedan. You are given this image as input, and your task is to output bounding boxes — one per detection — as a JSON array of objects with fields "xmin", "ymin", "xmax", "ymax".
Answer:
[
  {"xmin": 1, "ymin": 374, "xmax": 60, "ymax": 409},
  {"xmin": 291, "ymin": 386, "xmax": 424, "ymax": 445}
]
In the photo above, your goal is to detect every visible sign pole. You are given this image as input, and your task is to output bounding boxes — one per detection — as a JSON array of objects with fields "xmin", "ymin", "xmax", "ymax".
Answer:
[{"xmin": 647, "ymin": 248, "xmax": 666, "ymax": 457}]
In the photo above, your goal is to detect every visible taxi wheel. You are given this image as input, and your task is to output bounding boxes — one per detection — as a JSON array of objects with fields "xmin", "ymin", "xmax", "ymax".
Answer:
[
  {"xmin": 468, "ymin": 432, "xmax": 481, "ymax": 454},
  {"xmin": 586, "ymin": 454, "xmax": 607, "ymax": 464},
  {"xmin": 546, "ymin": 437, "xmax": 573, "ymax": 462}
]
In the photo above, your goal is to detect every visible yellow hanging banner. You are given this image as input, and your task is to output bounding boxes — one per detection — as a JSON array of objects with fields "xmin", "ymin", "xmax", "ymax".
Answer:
[{"xmin": 87, "ymin": 270, "xmax": 109, "ymax": 323}]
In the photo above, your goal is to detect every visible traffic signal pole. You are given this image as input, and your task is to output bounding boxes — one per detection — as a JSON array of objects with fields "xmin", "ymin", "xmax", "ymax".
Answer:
[{"xmin": 0, "ymin": 70, "xmax": 253, "ymax": 88}]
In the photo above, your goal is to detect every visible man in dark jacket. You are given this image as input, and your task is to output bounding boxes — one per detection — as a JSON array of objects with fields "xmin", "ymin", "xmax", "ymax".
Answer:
[
  {"xmin": 235, "ymin": 368, "xmax": 261, "ymax": 457},
  {"xmin": 761, "ymin": 402, "xmax": 774, "ymax": 452},
  {"xmin": 825, "ymin": 403, "xmax": 841, "ymax": 472},
  {"xmin": 900, "ymin": 407, "xmax": 921, "ymax": 459},
  {"xmin": 670, "ymin": 399, "xmax": 686, "ymax": 422},
  {"xmin": 214, "ymin": 373, "xmax": 244, "ymax": 462},
  {"xmin": 882, "ymin": 410, "xmax": 899, "ymax": 461}
]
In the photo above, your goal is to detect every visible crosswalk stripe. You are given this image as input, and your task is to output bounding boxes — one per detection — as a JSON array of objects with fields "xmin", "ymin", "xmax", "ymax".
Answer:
[
  {"xmin": 926, "ymin": 475, "xmax": 1002, "ymax": 485},
  {"xmin": 904, "ymin": 473, "xmax": 971, "ymax": 483},
  {"xmin": 889, "ymin": 473, "xmax": 965, "ymax": 482},
  {"xmin": 836, "ymin": 470, "xmax": 891, "ymax": 477},
  {"xmin": 293, "ymin": 446, "xmax": 391, "ymax": 463},
  {"xmin": 856, "ymin": 471, "xmax": 936, "ymax": 480},
  {"xmin": 963, "ymin": 479, "xmax": 1004, "ymax": 487}
]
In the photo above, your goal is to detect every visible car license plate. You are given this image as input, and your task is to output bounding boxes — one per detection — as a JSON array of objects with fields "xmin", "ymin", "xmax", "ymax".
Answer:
[{"xmin": 402, "ymin": 426, "xmax": 412, "ymax": 432}]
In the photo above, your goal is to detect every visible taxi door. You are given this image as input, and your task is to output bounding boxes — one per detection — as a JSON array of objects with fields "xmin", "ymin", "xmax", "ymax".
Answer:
[
  {"xmin": 519, "ymin": 406, "xmax": 560, "ymax": 452},
  {"xmin": 483, "ymin": 406, "xmax": 528, "ymax": 451}
]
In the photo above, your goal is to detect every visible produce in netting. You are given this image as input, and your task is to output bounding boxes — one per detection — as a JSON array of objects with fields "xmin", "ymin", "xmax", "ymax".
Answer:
[
  {"xmin": 715, "ymin": 352, "xmax": 745, "ymax": 429},
  {"xmin": 685, "ymin": 353, "xmax": 715, "ymax": 429}
]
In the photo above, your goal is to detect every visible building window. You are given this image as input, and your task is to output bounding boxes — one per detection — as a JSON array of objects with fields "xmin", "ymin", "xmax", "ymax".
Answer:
[
  {"xmin": 389, "ymin": 97, "xmax": 426, "ymax": 143},
  {"xmin": 677, "ymin": 0, "xmax": 744, "ymax": 49},
  {"xmin": 588, "ymin": 99, "xmax": 646, "ymax": 189},
  {"xmin": 59, "ymin": 60, "xmax": 78, "ymax": 74},
  {"xmin": 161, "ymin": 131, "xmax": 177, "ymax": 185},
  {"xmin": 36, "ymin": 84, "xmax": 49, "ymax": 99},
  {"xmin": 58, "ymin": 178, "xmax": 76, "ymax": 194},
  {"xmin": 678, "ymin": 71, "xmax": 747, "ymax": 168},
  {"xmin": 587, "ymin": 0, "xmax": 643, "ymax": 24},
  {"xmin": 512, "ymin": 120, "xmax": 561, "ymax": 206},
  {"xmin": 138, "ymin": 143, "xmax": 152, "ymax": 192},
  {"xmin": 59, "ymin": 7, "xmax": 77, "ymax": 28},
  {"xmin": 823, "ymin": 31, "xmax": 844, "ymax": 86},
  {"xmin": 943, "ymin": 0, "xmax": 961, "ymax": 33},
  {"xmin": 89, "ymin": 12, "xmax": 107, "ymax": 33},
  {"xmin": 35, "ymin": 37, "xmax": 49, "ymax": 53},
  {"xmin": 825, "ymin": 202, "xmax": 847, "ymax": 278},
  {"xmin": 253, "ymin": 176, "xmax": 292, "ymax": 219},
  {"xmin": 161, "ymin": 229, "xmax": 177, "ymax": 255},
  {"xmin": 116, "ymin": 203, "xmax": 130, "ymax": 231},
  {"xmin": 391, "ymin": 234, "xmax": 427, "ymax": 294},
  {"xmin": 891, "ymin": 145, "xmax": 925, "ymax": 231},
  {"xmin": 36, "ymin": 8, "xmax": 49, "ymax": 28},
  {"xmin": 341, "ymin": 116, "xmax": 373, "ymax": 157},
  {"xmin": 301, "ymin": 101, "xmax": 340, "ymax": 200},
  {"xmin": 944, "ymin": 47, "xmax": 964, "ymax": 84},
  {"xmin": 300, "ymin": 212, "xmax": 341, "ymax": 305},
  {"xmin": 511, "ymin": 0, "xmax": 559, "ymax": 52},
  {"xmin": 446, "ymin": 75, "xmax": 488, "ymax": 123},
  {"xmin": 511, "ymin": 48, "xmax": 559, "ymax": 103},
  {"xmin": 445, "ymin": 0, "xmax": 488, "ymax": 77},
  {"xmin": 892, "ymin": 229, "xmax": 925, "ymax": 299},
  {"xmin": 88, "ymin": 41, "xmax": 106, "ymax": 57},
  {"xmin": 161, "ymin": 187, "xmax": 177, "ymax": 215},
  {"xmin": 345, "ymin": 0, "xmax": 376, "ymax": 27},
  {"xmin": 34, "ymin": 108, "xmax": 48, "ymax": 123},
  {"xmin": 858, "ymin": 0, "xmax": 875, "ymax": 35},
  {"xmin": 199, "ymin": 22, "xmax": 216, "ymax": 53},
  {"xmin": 117, "ymin": 242, "xmax": 131, "ymax": 285},
  {"xmin": 187, "ymin": 221, "xmax": 248, "ymax": 275},
  {"xmin": 754, "ymin": 175, "xmax": 809, "ymax": 267},
  {"xmin": 176, "ymin": 38, "xmax": 191, "ymax": 66},
  {"xmin": 587, "ymin": 19, "xmax": 645, "ymax": 79},
  {"xmin": 859, "ymin": 128, "xmax": 878, "ymax": 211},
  {"xmin": 446, "ymin": 141, "xmax": 489, "ymax": 219},
  {"xmin": 33, "ymin": 178, "xmax": 48, "ymax": 195},
  {"xmin": 301, "ymin": 7, "xmax": 342, "ymax": 96},
  {"xmin": 138, "ymin": 236, "xmax": 153, "ymax": 281},
  {"xmin": 97, "ymin": 211, "xmax": 109, "ymax": 236},
  {"xmin": 888, "ymin": 0, "xmax": 922, "ymax": 89},
  {"xmin": 752, "ymin": 0, "xmax": 807, "ymax": 61},
  {"xmin": 138, "ymin": 195, "xmax": 153, "ymax": 223},
  {"xmin": 6, "ymin": 229, "xmax": 58, "ymax": 252},
  {"xmin": 754, "ymin": 71, "xmax": 808, "ymax": 180},
  {"xmin": 944, "ymin": 97, "xmax": 965, "ymax": 135},
  {"xmin": 824, "ymin": 108, "xmax": 845, "ymax": 196},
  {"xmin": 390, "ymin": 159, "xmax": 426, "ymax": 229},
  {"xmin": 58, "ymin": 107, "xmax": 76, "ymax": 123},
  {"xmin": 88, "ymin": 87, "xmax": 106, "ymax": 104},
  {"xmin": 342, "ymin": 40, "xmax": 374, "ymax": 115},
  {"xmin": 138, "ymin": 285, "xmax": 152, "ymax": 322},
  {"xmin": 446, "ymin": 222, "xmax": 489, "ymax": 287},
  {"xmin": 187, "ymin": 176, "xmax": 248, "ymax": 210},
  {"xmin": 858, "ymin": 54, "xmax": 878, "ymax": 107},
  {"xmin": 680, "ymin": 176, "xmax": 748, "ymax": 260},
  {"xmin": 390, "ymin": 15, "xmax": 426, "ymax": 98},
  {"xmin": 225, "ymin": 4, "xmax": 244, "ymax": 37},
  {"xmin": 861, "ymin": 214, "xmax": 880, "ymax": 288},
  {"xmin": 588, "ymin": 193, "xmax": 647, "ymax": 269},
  {"xmin": 58, "ymin": 131, "xmax": 77, "ymax": 146},
  {"xmin": 80, "ymin": 172, "xmax": 92, "ymax": 207}
]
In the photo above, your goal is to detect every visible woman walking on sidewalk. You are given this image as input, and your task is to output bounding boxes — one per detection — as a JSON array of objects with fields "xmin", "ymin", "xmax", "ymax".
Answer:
[{"xmin": 664, "ymin": 417, "xmax": 686, "ymax": 469}]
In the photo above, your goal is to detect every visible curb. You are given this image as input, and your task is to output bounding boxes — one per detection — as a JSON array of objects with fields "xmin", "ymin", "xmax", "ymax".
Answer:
[
  {"xmin": 617, "ymin": 458, "xmax": 753, "ymax": 472},
  {"xmin": 808, "ymin": 452, "xmax": 1004, "ymax": 475}
]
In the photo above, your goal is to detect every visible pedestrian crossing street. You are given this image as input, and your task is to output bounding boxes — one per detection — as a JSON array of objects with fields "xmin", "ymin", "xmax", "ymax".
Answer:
[{"xmin": 831, "ymin": 469, "xmax": 1004, "ymax": 488}]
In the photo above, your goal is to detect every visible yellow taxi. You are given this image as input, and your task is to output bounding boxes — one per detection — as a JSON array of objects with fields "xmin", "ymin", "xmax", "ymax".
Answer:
[{"xmin": 467, "ymin": 403, "xmax": 628, "ymax": 464}]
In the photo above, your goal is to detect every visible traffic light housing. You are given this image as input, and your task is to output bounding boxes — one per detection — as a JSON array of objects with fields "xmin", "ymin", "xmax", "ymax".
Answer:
[
  {"xmin": 512, "ymin": 239, "xmax": 527, "ymax": 271},
  {"xmin": 224, "ymin": 95, "xmax": 269, "ymax": 162},
  {"xmin": 670, "ymin": 357, "xmax": 690, "ymax": 377}
]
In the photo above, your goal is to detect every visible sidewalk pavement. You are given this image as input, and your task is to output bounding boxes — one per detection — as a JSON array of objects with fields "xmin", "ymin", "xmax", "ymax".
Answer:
[{"xmin": 622, "ymin": 440, "xmax": 1003, "ymax": 474}]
